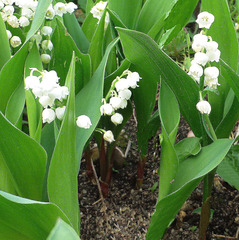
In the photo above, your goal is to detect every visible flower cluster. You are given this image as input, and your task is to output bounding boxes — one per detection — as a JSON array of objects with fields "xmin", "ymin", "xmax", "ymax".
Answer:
[
  {"xmin": 100, "ymin": 70, "xmax": 141, "ymax": 143},
  {"xmin": 90, "ymin": 1, "xmax": 109, "ymax": 24},
  {"xmin": 1, "ymin": 1, "xmax": 77, "ymax": 49},
  {"xmin": 25, "ymin": 68, "xmax": 69, "ymax": 123},
  {"xmin": 188, "ymin": 11, "xmax": 220, "ymax": 115}
]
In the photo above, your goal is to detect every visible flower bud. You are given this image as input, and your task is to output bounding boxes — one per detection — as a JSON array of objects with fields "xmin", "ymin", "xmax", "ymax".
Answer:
[
  {"xmin": 111, "ymin": 113, "xmax": 123, "ymax": 125},
  {"xmin": 41, "ymin": 54, "xmax": 51, "ymax": 64},
  {"xmin": 10, "ymin": 36, "xmax": 21, "ymax": 48},
  {"xmin": 41, "ymin": 26, "xmax": 53, "ymax": 36},
  {"xmin": 196, "ymin": 100, "xmax": 211, "ymax": 114},
  {"xmin": 103, "ymin": 130, "xmax": 115, "ymax": 143},
  {"xmin": 41, "ymin": 40, "xmax": 53, "ymax": 51},
  {"xmin": 76, "ymin": 115, "xmax": 92, "ymax": 129},
  {"xmin": 42, "ymin": 108, "xmax": 56, "ymax": 123},
  {"xmin": 19, "ymin": 16, "xmax": 30, "ymax": 27},
  {"xmin": 55, "ymin": 106, "xmax": 66, "ymax": 120},
  {"xmin": 6, "ymin": 30, "xmax": 12, "ymax": 39}
]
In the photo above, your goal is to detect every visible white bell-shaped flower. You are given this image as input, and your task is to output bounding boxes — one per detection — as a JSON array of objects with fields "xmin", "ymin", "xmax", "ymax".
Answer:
[
  {"xmin": 7, "ymin": 15, "xmax": 19, "ymax": 28},
  {"xmin": 41, "ymin": 40, "xmax": 53, "ymax": 51},
  {"xmin": 196, "ymin": 100, "xmax": 211, "ymax": 114},
  {"xmin": 10, "ymin": 36, "xmax": 21, "ymax": 48},
  {"xmin": 118, "ymin": 89, "xmax": 132, "ymax": 100},
  {"xmin": 188, "ymin": 62, "xmax": 203, "ymax": 83},
  {"xmin": 111, "ymin": 113, "xmax": 123, "ymax": 125},
  {"xmin": 192, "ymin": 33, "xmax": 208, "ymax": 52},
  {"xmin": 54, "ymin": 2, "xmax": 67, "ymax": 17},
  {"xmin": 39, "ymin": 96, "xmax": 54, "ymax": 108},
  {"xmin": 42, "ymin": 108, "xmax": 56, "ymax": 123},
  {"xmin": 196, "ymin": 11, "xmax": 215, "ymax": 29},
  {"xmin": 100, "ymin": 103, "xmax": 114, "ymax": 116},
  {"xmin": 25, "ymin": 75, "xmax": 40, "ymax": 90},
  {"xmin": 103, "ymin": 130, "xmax": 115, "ymax": 143},
  {"xmin": 194, "ymin": 52, "xmax": 209, "ymax": 66},
  {"xmin": 109, "ymin": 96, "xmax": 123, "ymax": 110},
  {"xmin": 46, "ymin": 4, "xmax": 55, "ymax": 20},
  {"xmin": 115, "ymin": 78, "xmax": 129, "ymax": 92},
  {"xmin": 76, "ymin": 115, "xmax": 92, "ymax": 129},
  {"xmin": 65, "ymin": 2, "xmax": 78, "ymax": 14},
  {"xmin": 127, "ymin": 72, "xmax": 141, "ymax": 89},
  {"xmin": 19, "ymin": 16, "xmax": 30, "ymax": 27},
  {"xmin": 41, "ymin": 26, "xmax": 53, "ymax": 36},
  {"xmin": 55, "ymin": 106, "xmax": 66, "ymax": 120},
  {"xmin": 206, "ymin": 49, "xmax": 220, "ymax": 62}
]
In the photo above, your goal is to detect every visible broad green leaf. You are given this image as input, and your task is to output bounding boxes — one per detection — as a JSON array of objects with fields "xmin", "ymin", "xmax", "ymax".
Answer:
[
  {"xmin": 217, "ymin": 145, "xmax": 239, "ymax": 190},
  {"xmin": 75, "ymin": 38, "xmax": 119, "ymax": 169},
  {"xmin": 136, "ymin": 0, "xmax": 177, "ymax": 33},
  {"xmin": 50, "ymin": 19, "xmax": 91, "ymax": 94},
  {"xmin": 131, "ymin": 65, "xmax": 158, "ymax": 156},
  {"xmin": 0, "ymin": 191, "xmax": 71, "ymax": 240},
  {"xmin": 24, "ymin": 42, "xmax": 43, "ymax": 142},
  {"xmin": 5, "ymin": 81, "xmax": 25, "ymax": 126},
  {"xmin": 26, "ymin": 0, "xmax": 52, "ymax": 41},
  {"xmin": 117, "ymin": 28, "xmax": 208, "ymax": 142},
  {"xmin": 0, "ymin": 13, "xmax": 11, "ymax": 70},
  {"xmin": 158, "ymin": 81, "xmax": 180, "ymax": 200},
  {"xmin": 63, "ymin": 13, "xmax": 89, "ymax": 53},
  {"xmin": 48, "ymin": 53, "xmax": 79, "ymax": 233},
  {"xmin": 175, "ymin": 137, "xmax": 201, "ymax": 161},
  {"xmin": 47, "ymin": 219, "xmax": 81, "ymax": 240},
  {"xmin": 0, "ymin": 43, "xmax": 28, "ymax": 114},
  {"xmin": 89, "ymin": 10, "xmax": 106, "ymax": 73},
  {"xmin": 82, "ymin": 9, "xmax": 98, "ymax": 42},
  {"xmin": 147, "ymin": 139, "xmax": 233, "ymax": 240},
  {"xmin": 202, "ymin": 0, "xmax": 238, "ymax": 128},
  {"xmin": 108, "ymin": 0, "xmax": 142, "ymax": 29},
  {"xmin": 156, "ymin": 0, "xmax": 198, "ymax": 45},
  {"xmin": 0, "ymin": 112, "xmax": 46, "ymax": 200},
  {"xmin": 220, "ymin": 60, "xmax": 239, "ymax": 102}
]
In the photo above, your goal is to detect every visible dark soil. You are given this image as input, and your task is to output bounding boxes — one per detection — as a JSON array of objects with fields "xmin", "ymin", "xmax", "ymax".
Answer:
[{"xmin": 78, "ymin": 117, "xmax": 239, "ymax": 240}]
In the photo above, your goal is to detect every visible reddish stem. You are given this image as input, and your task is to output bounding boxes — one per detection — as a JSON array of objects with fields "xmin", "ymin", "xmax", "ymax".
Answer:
[{"xmin": 136, "ymin": 155, "xmax": 147, "ymax": 189}]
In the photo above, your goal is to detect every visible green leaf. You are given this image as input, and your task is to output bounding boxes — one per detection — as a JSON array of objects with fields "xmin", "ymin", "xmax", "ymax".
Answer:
[
  {"xmin": 48, "ymin": 52, "xmax": 79, "ymax": 233},
  {"xmin": 117, "ymin": 28, "xmax": 207, "ymax": 142},
  {"xmin": 220, "ymin": 60, "xmax": 239, "ymax": 102},
  {"xmin": 26, "ymin": 0, "xmax": 52, "ymax": 42},
  {"xmin": 136, "ymin": 0, "xmax": 177, "ymax": 33},
  {"xmin": 0, "ymin": 112, "xmax": 47, "ymax": 201},
  {"xmin": 47, "ymin": 219, "xmax": 81, "ymax": 240},
  {"xmin": 217, "ymin": 145, "xmax": 239, "ymax": 190},
  {"xmin": 0, "ymin": 13, "xmax": 11, "ymax": 70},
  {"xmin": 175, "ymin": 137, "xmax": 201, "ymax": 161},
  {"xmin": 63, "ymin": 13, "xmax": 89, "ymax": 53},
  {"xmin": 82, "ymin": 9, "xmax": 98, "ymax": 42},
  {"xmin": 89, "ymin": 10, "xmax": 106, "ymax": 73},
  {"xmin": 108, "ymin": 0, "xmax": 143, "ymax": 29},
  {"xmin": 5, "ymin": 81, "xmax": 25, "ymax": 126},
  {"xmin": 24, "ymin": 42, "xmax": 43, "ymax": 142},
  {"xmin": 0, "ymin": 191, "xmax": 71, "ymax": 240},
  {"xmin": 50, "ymin": 19, "xmax": 91, "ymax": 94},
  {"xmin": 158, "ymin": 81, "xmax": 180, "ymax": 200},
  {"xmin": 0, "ymin": 43, "xmax": 29, "ymax": 114},
  {"xmin": 147, "ymin": 139, "xmax": 233, "ymax": 240},
  {"xmin": 75, "ymin": 38, "xmax": 119, "ymax": 169}
]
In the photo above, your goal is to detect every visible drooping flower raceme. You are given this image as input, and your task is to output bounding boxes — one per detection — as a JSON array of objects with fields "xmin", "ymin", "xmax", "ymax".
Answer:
[{"xmin": 25, "ymin": 68, "xmax": 69, "ymax": 124}]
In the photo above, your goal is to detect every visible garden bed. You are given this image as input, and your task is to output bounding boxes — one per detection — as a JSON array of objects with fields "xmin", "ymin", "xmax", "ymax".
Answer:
[{"xmin": 79, "ymin": 117, "xmax": 239, "ymax": 240}]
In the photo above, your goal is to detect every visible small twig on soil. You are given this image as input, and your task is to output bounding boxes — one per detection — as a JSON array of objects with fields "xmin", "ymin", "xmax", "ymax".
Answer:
[
  {"xmin": 212, "ymin": 234, "xmax": 238, "ymax": 239},
  {"xmin": 90, "ymin": 158, "xmax": 108, "ymax": 220},
  {"xmin": 124, "ymin": 140, "xmax": 131, "ymax": 158}
]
